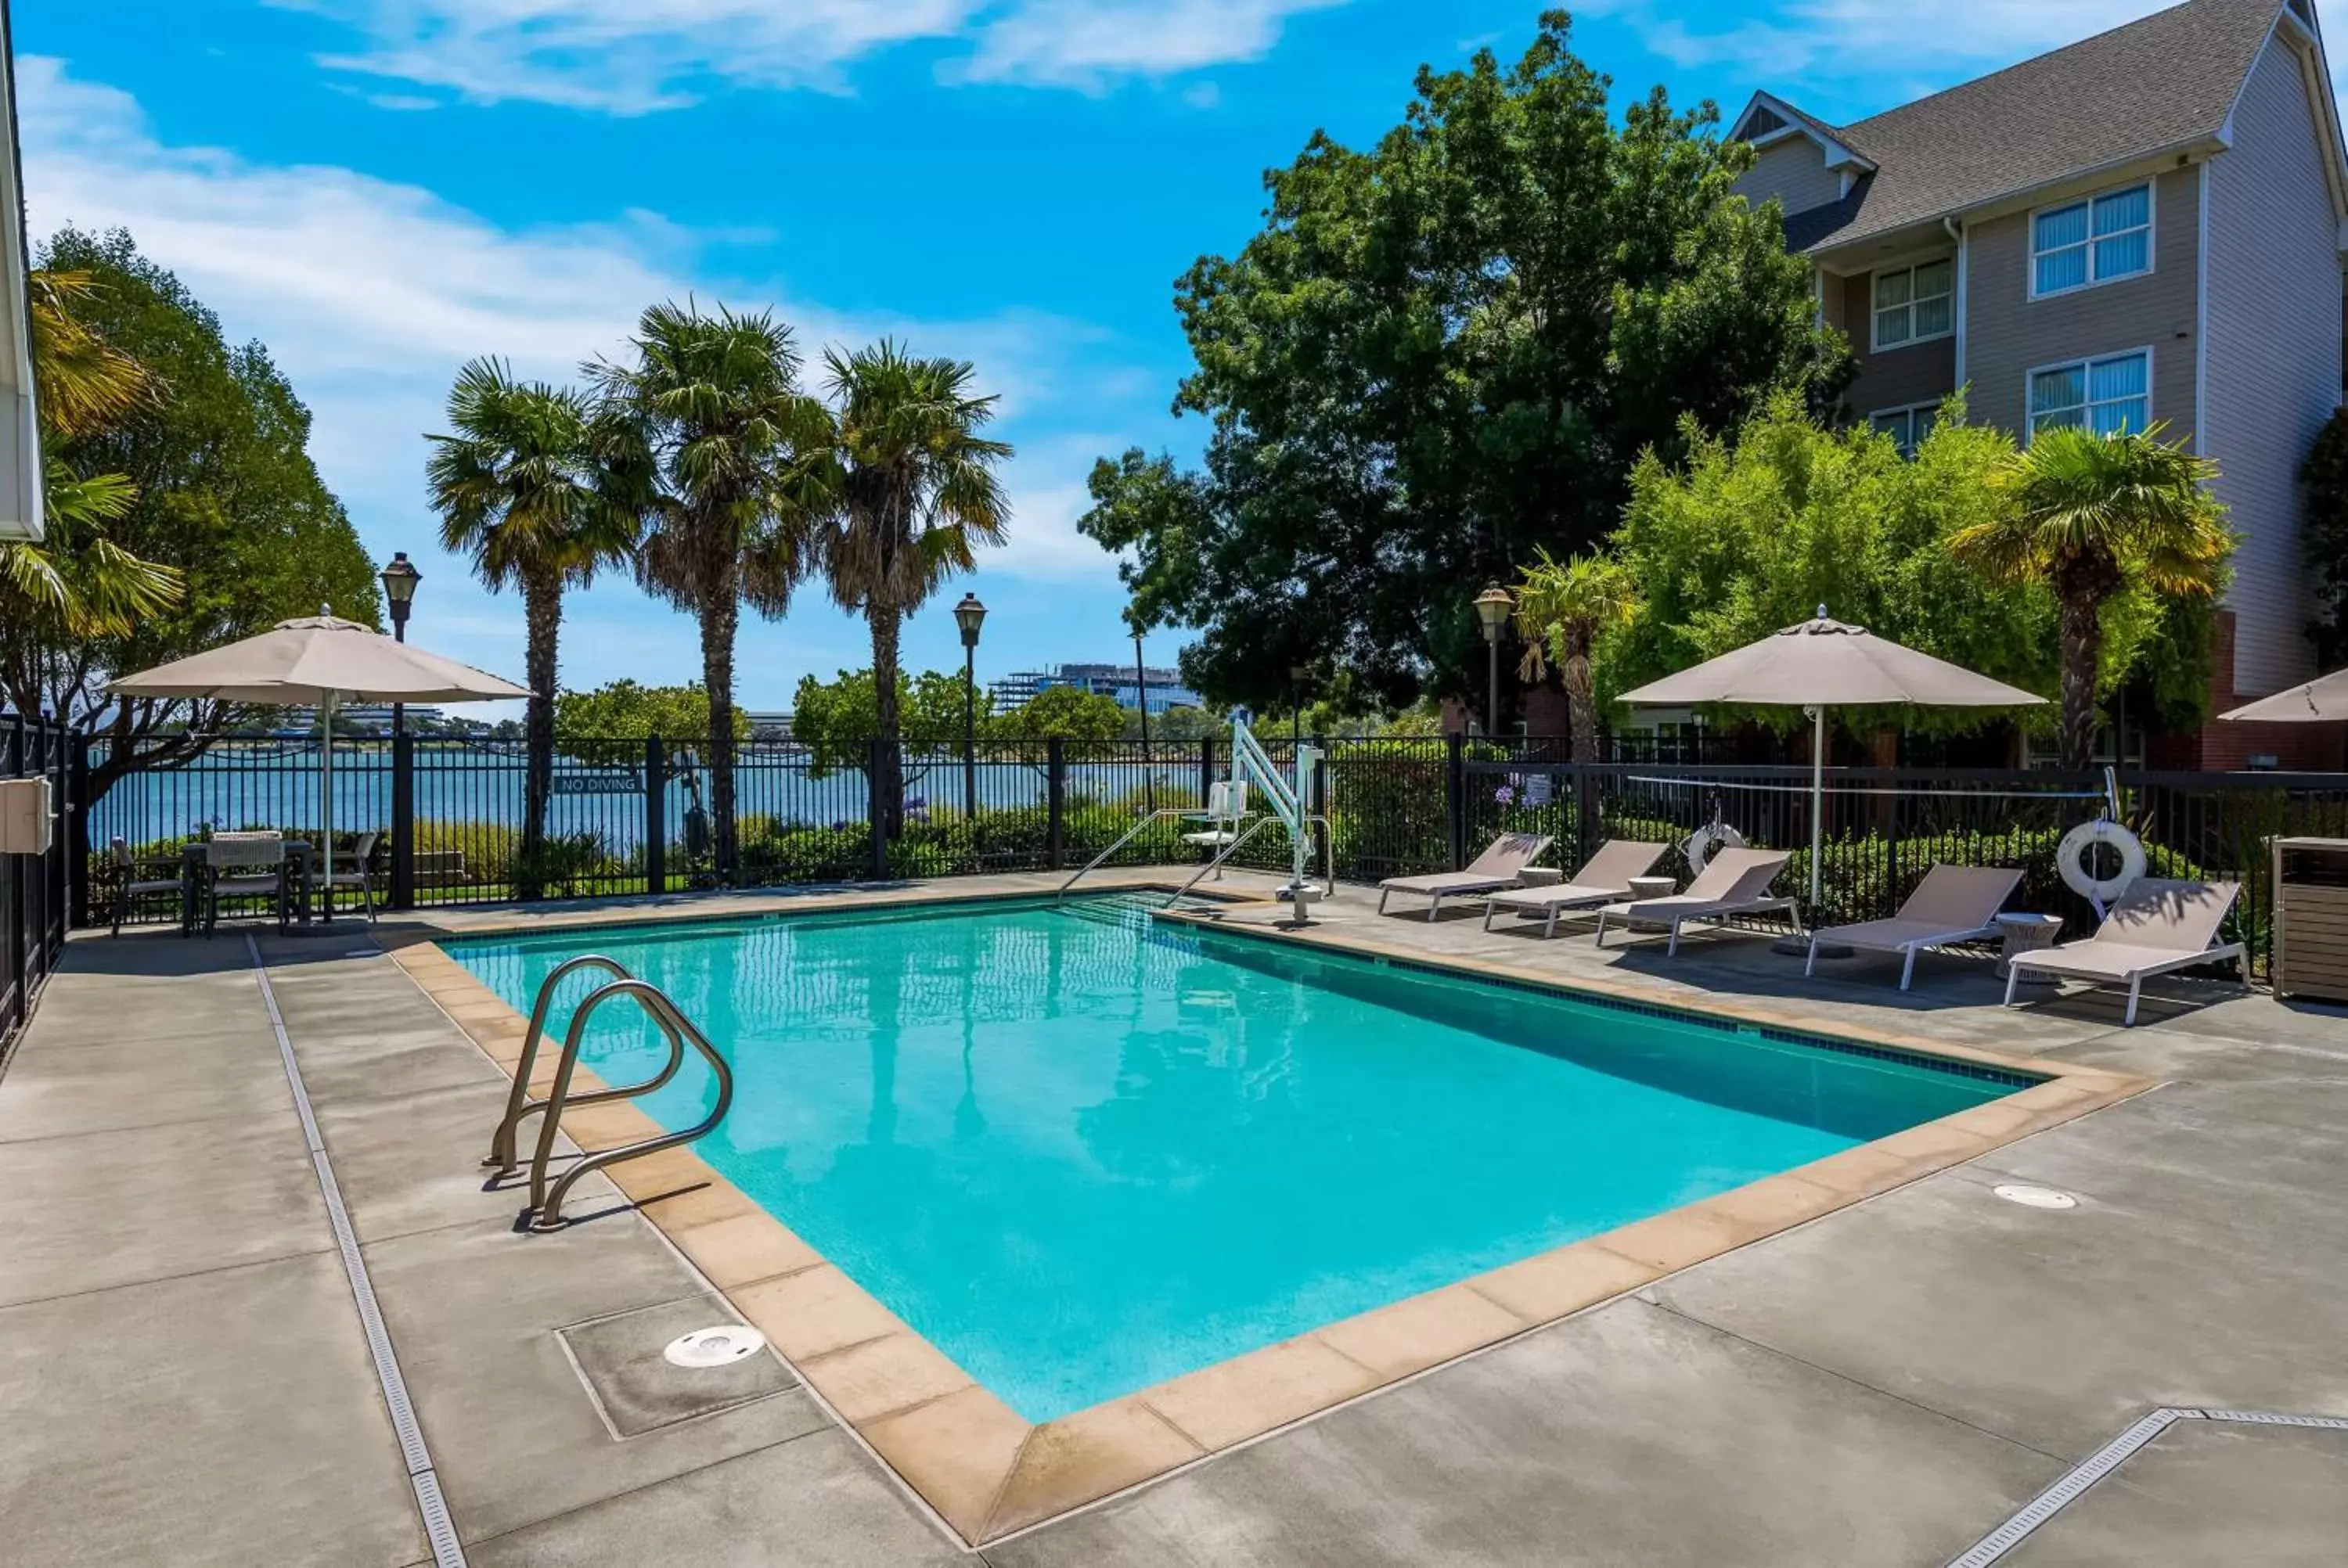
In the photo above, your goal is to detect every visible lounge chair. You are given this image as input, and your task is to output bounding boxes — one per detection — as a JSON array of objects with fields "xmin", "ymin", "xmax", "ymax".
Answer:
[
  {"xmin": 2004, "ymin": 877, "xmax": 2249, "ymax": 1026},
  {"xmin": 1803, "ymin": 864, "xmax": 2023, "ymax": 990},
  {"xmin": 1593, "ymin": 847, "xmax": 1797, "ymax": 956},
  {"xmin": 1377, "ymin": 833, "xmax": 1554, "ymax": 921},
  {"xmin": 1482, "ymin": 840, "xmax": 1672, "ymax": 937}
]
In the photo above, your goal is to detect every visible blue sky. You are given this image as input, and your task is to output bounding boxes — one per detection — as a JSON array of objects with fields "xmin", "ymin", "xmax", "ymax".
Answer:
[{"xmin": 18, "ymin": 0, "xmax": 2236, "ymax": 711}]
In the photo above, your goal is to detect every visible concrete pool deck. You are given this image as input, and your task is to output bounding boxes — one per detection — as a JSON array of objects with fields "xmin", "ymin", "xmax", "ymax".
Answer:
[{"xmin": 4, "ymin": 869, "xmax": 2345, "ymax": 1564}]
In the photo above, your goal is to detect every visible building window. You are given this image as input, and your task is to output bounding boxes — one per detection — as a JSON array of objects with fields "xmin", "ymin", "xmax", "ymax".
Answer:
[
  {"xmin": 1872, "ymin": 260, "xmax": 1953, "ymax": 349},
  {"xmin": 2029, "ymin": 350, "xmax": 2151, "ymax": 437},
  {"xmin": 1868, "ymin": 402, "xmax": 1940, "ymax": 457},
  {"xmin": 2032, "ymin": 183, "xmax": 2151, "ymax": 297}
]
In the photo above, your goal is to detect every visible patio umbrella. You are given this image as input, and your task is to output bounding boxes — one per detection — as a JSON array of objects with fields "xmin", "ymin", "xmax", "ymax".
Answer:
[
  {"xmin": 1616, "ymin": 609, "xmax": 2044, "ymax": 902},
  {"xmin": 2218, "ymin": 667, "xmax": 2348, "ymax": 723},
  {"xmin": 110, "ymin": 612, "xmax": 531, "ymax": 915}
]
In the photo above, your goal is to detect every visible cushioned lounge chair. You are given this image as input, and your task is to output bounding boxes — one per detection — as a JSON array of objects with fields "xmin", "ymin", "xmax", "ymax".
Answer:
[
  {"xmin": 1377, "ymin": 833, "xmax": 1554, "ymax": 921},
  {"xmin": 1593, "ymin": 847, "xmax": 1796, "ymax": 956},
  {"xmin": 2004, "ymin": 877, "xmax": 2249, "ymax": 1026},
  {"xmin": 1803, "ymin": 864, "xmax": 2023, "ymax": 990},
  {"xmin": 1481, "ymin": 840, "xmax": 1672, "ymax": 937}
]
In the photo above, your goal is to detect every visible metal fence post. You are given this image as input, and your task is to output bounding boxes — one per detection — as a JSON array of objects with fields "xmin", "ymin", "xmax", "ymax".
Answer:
[
  {"xmin": 1573, "ymin": 764, "xmax": 1597, "ymax": 872},
  {"xmin": 48, "ymin": 721, "xmax": 68, "ymax": 950},
  {"xmin": 67, "ymin": 731, "xmax": 92, "ymax": 930},
  {"xmin": 1200, "ymin": 735, "xmax": 1215, "ymax": 807},
  {"xmin": 389, "ymin": 730, "xmax": 416, "ymax": 910},
  {"xmin": 644, "ymin": 736, "xmax": 667, "ymax": 896},
  {"xmin": 868, "ymin": 735, "xmax": 891, "ymax": 880},
  {"xmin": 1046, "ymin": 738, "xmax": 1067, "ymax": 871},
  {"xmin": 1446, "ymin": 732, "xmax": 1467, "ymax": 871}
]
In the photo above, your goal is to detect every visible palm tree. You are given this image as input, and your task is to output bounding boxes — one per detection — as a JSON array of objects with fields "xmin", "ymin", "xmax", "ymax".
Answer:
[
  {"xmin": 1950, "ymin": 423, "xmax": 2233, "ymax": 768},
  {"xmin": 1511, "ymin": 548, "xmax": 1640, "ymax": 762},
  {"xmin": 589, "ymin": 302, "xmax": 827, "ymax": 881},
  {"xmin": 813, "ymin": 341, "xmax": 1011, "ymax": 834},
  {"xmin": 426, "ymin": 358, "xmax": 639, "ymax": 894},
  {"xmin": 1, "ymin": 270, "xmax": 182, "ymax": 717}
]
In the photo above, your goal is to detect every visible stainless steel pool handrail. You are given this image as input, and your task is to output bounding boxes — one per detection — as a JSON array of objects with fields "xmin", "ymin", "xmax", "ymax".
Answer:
[
  {"xmin": 525, "ymin": 976, "xmax": 734, "ymax": 1231},
  {"xmin": 1166, "ymin": 813, "xmax": 1336, "ymax": 906},
  {"xmin": 484, "ymin": 954, "xmax": 633, "ymax": 1176},
  {"xmin": 1057, "ymin": 807, "xmax": 1232, "ymax": 897}
]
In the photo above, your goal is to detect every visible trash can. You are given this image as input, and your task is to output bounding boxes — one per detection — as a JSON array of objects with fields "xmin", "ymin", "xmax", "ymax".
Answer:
[{"xmin": 2273, "ymin": 836, "xmax": 2348, "ymax": 1002}]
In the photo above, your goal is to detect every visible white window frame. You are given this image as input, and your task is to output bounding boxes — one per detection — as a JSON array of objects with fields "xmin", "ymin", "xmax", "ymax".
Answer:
[
  {"xmin": 2022, "ymin": 346, "xmax": 2155, "ymax": 443},
  {"xmin": 1869, "ymin": 257, "xmax": 1955, "ymax": 353},
  {"xmin": 2028, "ymin": 180, "xmax": 2155, "ymax": 301},
  {"xmin": 1867, "ymin": 401, "xmax": 1942, "ymax": 457}
]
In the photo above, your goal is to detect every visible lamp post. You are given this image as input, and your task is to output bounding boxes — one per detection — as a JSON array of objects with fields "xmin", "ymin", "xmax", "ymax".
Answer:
[
  {"xmin": 953, "ymin": 592, "xmax": 986, "ymax": 821},
  {"xmin": 1473, "ymin": 583, "xmax": 1514, "ymax": 741},
  {"xmin": 378, "ymin": 552, "xmax": 421, "ymax": 916},
  {"xmin": 1132, "ymin": 621, "xmax": 1154, "ymax": 814},
  {"xmin": 379, "ymin": 552, "xmax": 422, "ymax": 722}
]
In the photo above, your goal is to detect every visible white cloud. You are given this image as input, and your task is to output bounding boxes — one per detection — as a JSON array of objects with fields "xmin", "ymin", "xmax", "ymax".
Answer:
[
  {"xmin": 1583, "ymin": 0, "xmax": 2177, "ymax": 87},
  {"xmin": 20, "ymin": 56, "xmax": 1152, "ymax": 699},
  {"xmin": 954, "ymin": 0, "xmax": 1345, "ymax": 90},
  {"xmin": 277, "ymin": 0, "xmax": 1345, "ymax": 112}
]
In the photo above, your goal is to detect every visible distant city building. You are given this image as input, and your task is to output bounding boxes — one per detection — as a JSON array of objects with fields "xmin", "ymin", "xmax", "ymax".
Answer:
[
  {"xmin": 989, "ymin": 662, "xmax": 1202, "ymax": 714},
  {"xmin": 746, "ymin": 711, "xmax": 794, "ymax": 741},
  {"xmin": 272, "ymin": 704, "xmax": 445, "ymax": 735}
]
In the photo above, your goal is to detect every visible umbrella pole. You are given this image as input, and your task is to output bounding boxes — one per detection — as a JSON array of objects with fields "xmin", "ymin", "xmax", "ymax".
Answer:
[
  {"xmin": 1808, "ymin": 703, "xmax": 1824, "ymax": 906},
  {"xmin": 320, "ymin": 693, "xmax": 336, "ymax": 924}
]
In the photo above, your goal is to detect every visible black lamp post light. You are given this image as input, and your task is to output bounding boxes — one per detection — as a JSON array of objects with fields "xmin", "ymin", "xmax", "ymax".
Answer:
[
  {"xmin": 379, "ymin": 552, "xmax": 422, "ymax": 735},
  {"xmin": 954, "ymin": 592, "xmax": 986, "ymax": 819},
  {"xmin": 1473, "ymin": 583, "xmax": 1514, "ymax": 740}
]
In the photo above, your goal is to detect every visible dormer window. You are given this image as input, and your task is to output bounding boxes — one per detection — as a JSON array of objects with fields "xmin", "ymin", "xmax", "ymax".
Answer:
[
  {"xmin": 1872, "ymin": 260, "xmax": 1953, "ymax": 350},
  {"xmin": 2032, "ymin": 183, "xmax": 2152, "ymax": 297}
]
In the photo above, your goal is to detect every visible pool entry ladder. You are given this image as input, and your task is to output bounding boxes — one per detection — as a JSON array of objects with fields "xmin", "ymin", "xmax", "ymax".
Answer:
[{"xmin": 484, "ymin": 955, "xmax": 734, "ymax": 1231}]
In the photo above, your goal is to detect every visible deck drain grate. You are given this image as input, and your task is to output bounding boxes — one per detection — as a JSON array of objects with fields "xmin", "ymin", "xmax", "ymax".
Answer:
[
  {"xmin": 1992, "ymin": 1184, "xmax": 2079, "ymax": 1210},
  {"xmin": 1946, "ymin": 1407, "xmax": 2348, "ymax": 1566},
  {"xmin": 665, "ymin": 1325, "xmax": 767, "ymax": 1368}
]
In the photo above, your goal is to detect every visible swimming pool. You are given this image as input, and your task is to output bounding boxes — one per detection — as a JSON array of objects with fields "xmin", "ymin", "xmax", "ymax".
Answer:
[{"xmin": 446, "ymin": 896, "xmax": 2025, "ymax": 1422}]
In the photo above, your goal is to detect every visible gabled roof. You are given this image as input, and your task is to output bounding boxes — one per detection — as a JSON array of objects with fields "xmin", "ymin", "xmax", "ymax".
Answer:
[{"xmin": 1740, "ymin": 0, "xmax": 2295, "ymax": 254}]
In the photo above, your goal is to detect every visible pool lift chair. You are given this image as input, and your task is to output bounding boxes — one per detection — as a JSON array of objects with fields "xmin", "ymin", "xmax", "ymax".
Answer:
[{"xmin": 1057, "ymin": 717, "xmax": 1334, "ymax": 922}]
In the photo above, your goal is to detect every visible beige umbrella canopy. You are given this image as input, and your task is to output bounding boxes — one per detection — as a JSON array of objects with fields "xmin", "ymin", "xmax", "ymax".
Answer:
[
  {"xmin": 112, "ymin": 613, "xmax": 531, "ymax": 915},
  {"xmin": 1618, "ymin": 610, "xmax": 2045, "ymax": 901},
  {"xmin": 2218, "ymin": 667, "xmax": 2348, "ymax": 724}
]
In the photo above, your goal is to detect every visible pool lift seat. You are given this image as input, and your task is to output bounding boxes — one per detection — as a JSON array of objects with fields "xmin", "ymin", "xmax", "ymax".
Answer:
[
  {"xmin": 1168, "ymin": 718, "xmax": 1334, "ymax": 925},
  {"xmin": 485, "ymin": 954, "xmax": 734, "ymax": 1232}
]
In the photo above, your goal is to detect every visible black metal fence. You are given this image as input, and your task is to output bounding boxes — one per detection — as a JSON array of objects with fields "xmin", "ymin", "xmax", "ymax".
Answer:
[
  {"xmin": 73, "ymin": 729, "xmax": 2348, "ymax": 976},
  {"xmin": 3, "ymin": 714, "xmax": 72, "ymax": 1051}
]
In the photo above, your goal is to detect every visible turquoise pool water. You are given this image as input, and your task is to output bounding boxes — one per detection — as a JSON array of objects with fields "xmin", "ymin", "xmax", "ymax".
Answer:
[{"xmin": 446, "ymin": 897, "xmax": 2023, "ymax": 1422}]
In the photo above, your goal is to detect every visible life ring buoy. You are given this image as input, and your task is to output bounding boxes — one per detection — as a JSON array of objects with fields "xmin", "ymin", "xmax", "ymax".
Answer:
[
  {"xmin": 2058, "ymin": 819, "xmax": 2147, "ymax": 912},
  {"xmin": 1684, "ymin": 823, "xmax": 1746, "ymax": 876}
]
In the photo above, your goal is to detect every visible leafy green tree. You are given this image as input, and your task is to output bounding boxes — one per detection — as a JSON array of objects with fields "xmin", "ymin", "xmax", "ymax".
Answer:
[
  {"xmin": 1601, "ymin": 394, "xmax": 2072, "ymax": 739},
  {"xmin": 1079, "ymin": 11, "xmax": 1846, "ymax": 713},
  {"xmin": 554, "ymin": 678, "xmax": 747, "ymax": 751},
  {"xmin": 31, "ymin": 227, "xmax": 379, "ymax": 817},
  {"xmin": 812, "ymin": 341, "xmax": 1011, "ymax": 833},
  {"xmin": 590, "ymin": 301, "xmax": 828, "ymax": 881},
  {"xmin": 1952, "ymin": 423, "xmax": 2235, "ymax": 767},
  {"xmin": 2299, "ymin": 407, "xmax": 2348, "ymax": 666},
  {"xmin": 1511, "ymin": 549, "xmax": 1640, "ymax": 761},
  {"xmin": 790, "ymin": 668, "xmax": 983, "ymax": 774},
  {"xmin": 427, "ymin": 358, "xmax": 639, "ymax": 894},
  {"xmin": 996, "ymin": 684, "xmax": 1126, "ymax": 743}
]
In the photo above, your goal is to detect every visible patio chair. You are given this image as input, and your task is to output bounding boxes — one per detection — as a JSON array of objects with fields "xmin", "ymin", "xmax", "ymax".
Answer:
[
  {"xmin": 1481, "ymin": 840, "xmax": 1672, "ymax": 937},
  {"xmin": 1179, "ymin": 783, "xmax": 1249, "ymax": 879},
  {"xmin": 320, "ymin": 829, "xmax": 384, "ymax": 921},
  {"xmin": 109, "ymin": 836, "xmax": 186, "ymax": 937},
  {"xmin": 203, "ymin": 831, "xmax": 290, "ymax": 937},
  {"xmin": 1593, "ymin": 847, "xmax": 1798, "ymax": 956},
  {"xmin": 1377, "ymin": 833, "xmax": 1555, "ymax": 921},
  {"xmin": 2004, "ymin": 877, "xmax": 2248, "ymax": 1026},
  {"xmin": 1803, "ymin": 864, "xmax": 2024, "ymax": 991}
]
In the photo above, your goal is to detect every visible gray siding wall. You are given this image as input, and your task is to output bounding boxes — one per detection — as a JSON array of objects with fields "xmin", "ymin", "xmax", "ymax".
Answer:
[
  {"xmin": 1733, "ymin": 137, "xmax": 1842, "ymax": 216},
  {"xmin": 1964, "ymin": 164, "xmax": 2201, "ymax": 444},
  {"xmin": 2205, "ymin": 31, "xmax": 2339, "ymax": 694},
  {"xmin": 1839, "ymin": 270, "xmax": 1959, "ymax": 415}
]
